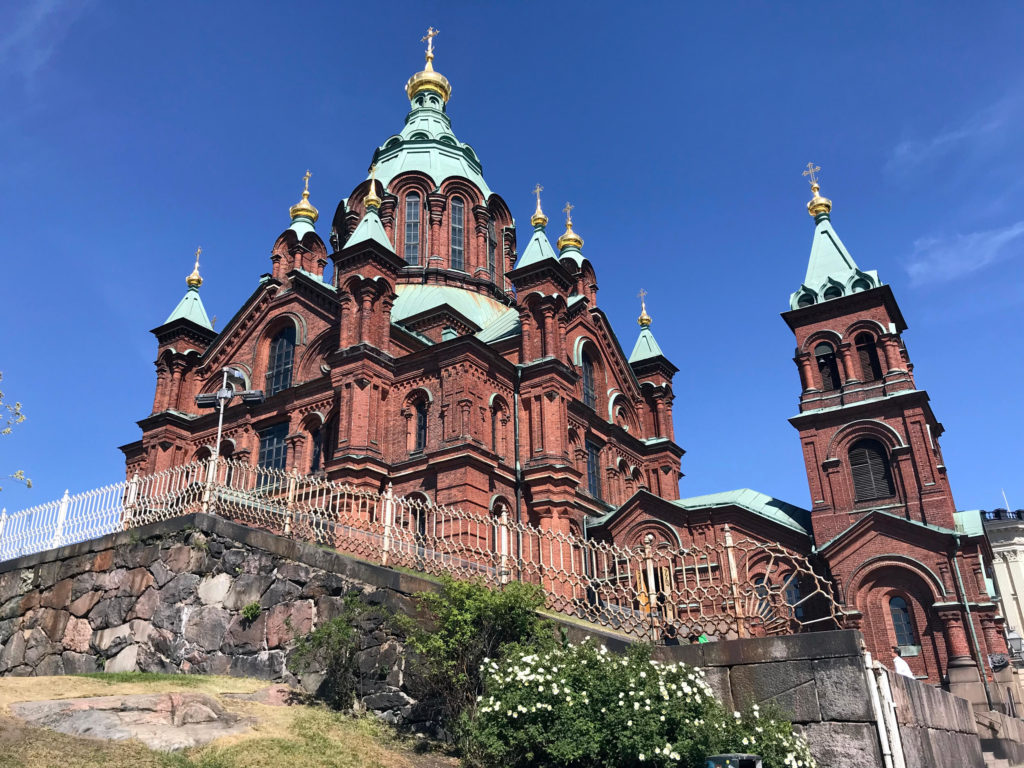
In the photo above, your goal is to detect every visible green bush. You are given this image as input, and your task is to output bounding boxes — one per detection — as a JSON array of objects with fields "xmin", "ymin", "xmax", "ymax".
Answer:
[
  {"xmin": 288, "ymin": 595, "xmax": 372, "ymax": 709},
  {"xmin": 240, "ymin": 601, "xmax": 261, "ymax": 623},
  {"xmin": 463, "ymin": 641, "xmax": 815, "ymax": 768},
  {"xmin": 398, "ymin": 576, "xmax": 551, "ymax": 739}
]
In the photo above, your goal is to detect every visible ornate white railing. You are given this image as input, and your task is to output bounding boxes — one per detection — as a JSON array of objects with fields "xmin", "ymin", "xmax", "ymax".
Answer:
[{"xmin": 0, "ymin": 460, "xmax": 847, "ymax": 642}]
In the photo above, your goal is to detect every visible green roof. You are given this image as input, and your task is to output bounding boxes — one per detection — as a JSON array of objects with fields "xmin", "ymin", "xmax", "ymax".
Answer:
[
  {"xmin": 372, "ymin": 94, "xmax": 492, "ymax": 198},
  {"xmin": 954, "ymin": 509, "xmax": 985, "ymax": 538},
  {"xmin": 515, "ymin": 223, "xmax": 558, "ymax": 268},
  {"xmin": 790, "ymin": 213, "xmax": 882, "ymax": 310},
  {"xmin": 346, "ymin": 207, "xmax": 395, "ymax": 253},
  {"xmin": 164, "ymin": 285, "xmax": 212, "ymax": 330},
  {"xmin": 391, "ymin": 284, "xmax": 510, "ymax": 329},
  {"xmin": 628, "ymin": 327, "xmax": 665, "ymax": 364},
  {"xmin": 671, "ymin": 488, "xmax": 811, "ymax": 535}
]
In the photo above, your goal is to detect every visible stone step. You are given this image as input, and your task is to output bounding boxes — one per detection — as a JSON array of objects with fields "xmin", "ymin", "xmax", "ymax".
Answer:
[{"xmin": 982, "ymin": 752, "xmax": 1010, "ymax": 768}]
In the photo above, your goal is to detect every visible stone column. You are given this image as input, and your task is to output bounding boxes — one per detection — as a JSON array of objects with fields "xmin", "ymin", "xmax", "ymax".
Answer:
[
  {"xmin": 473, "ymin": 205, "xmax": 489, "ymax": 277},
  {"xmin": 427, "ymin": 193, "xmax": 446, "ymax": 265},
  {"xmin": 838, "ymin": 343, "xmax": 858, "ymax": 383},
  {"xmin": 379, "ymin": 196, "xmax": 396, "ymax": 241},
  {"xmin": 938, "ymin": 607, "xmax": 973, "ymax": 660},
  {"xmin": 796, "ymin": 354, "xmax": 815, "ymax": 392}
]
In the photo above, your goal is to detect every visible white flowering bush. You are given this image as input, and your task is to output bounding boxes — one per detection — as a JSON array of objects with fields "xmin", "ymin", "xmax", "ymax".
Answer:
[{"xmin": 464, "ymin": 641, "xmax": 815, "ymax": 768}]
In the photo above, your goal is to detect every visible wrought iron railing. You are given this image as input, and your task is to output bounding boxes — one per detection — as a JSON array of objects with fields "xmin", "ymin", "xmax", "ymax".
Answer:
[{"xmin": 0, "ymin": 459, "xmax": 848, "ymax": 642}]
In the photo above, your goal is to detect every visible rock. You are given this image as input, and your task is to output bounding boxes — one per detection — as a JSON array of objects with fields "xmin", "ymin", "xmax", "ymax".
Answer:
[
  {"xmin": 315, "ymin": 595, "xmax": 349, "ymax": 624},
  {"xmin": 93, "ymin": 622, "xmax": 133, "ymax": 653},
  {"xmin": 149, "ymin": 627, "xmax": 182, "ymax": 659},
  {"xmin": 124, "ymin": 543, "xmax": 160, "ymax": 569},
  {"xmin": 69, "ymin": 590, "xmax": 103, "ymax": 617},
  {"xmin": 128, "ymin": 587, "xmax": 158, "ymax": 620},
  {"xmin": 195, "ymin": 652, "xmax": 231, "ymax": 675},
  {"xmin": 88, "ymin": 596, "xmax": 135, "ymax": 629},
  {"xmin": 0, "ymin": 595, "xmax": 23, "ymax": 620},
  {"xmin": 58, "ymin": 554, "xmax": 95, "ymax": 581},
  {"xmin": 261, "ymin": 578, "xmax": 300, "ymax": 609},
  {"xmin": 230, "ymin": 650, "xmax": 285, "ymax": 680},
  {"xmin": 63, "ymin": 616, "xmax": 93, "ymax": 653},
  {"xmin": 158, "ymin": 572, "xmax": 201, "ymax": 604},
  {"xmin": 301, "ymin": 571, "xmax": 347, "ymax": 598},
  {"xmin": 164, "ymin": 545, "xmax": 204, "ymax": 574},
  {"xmin": 183, "ymin": 606, "xmax": 231, "ymax": 652},
  {"xmin": 0, "ymin": 629, "xmax": 27, "ymax": 672},
  {"xmin": 197, "ymin": 574, "xmax": 232, "ymax": 606},
  {"xmin": 276, "ymin": 562, "xmax": 311, "ymax": 583},
  {"xmin": 98, "ymin": 568, "xmax": 128, "ymax": 594},
  {"xmin": 92, "ymin": 550, "xmax": 114, "ymax": 571},
  {"xmin": 71, "ymin": 572, "xmax": 98, "ymax": 601},
  {"xmin": 120, "ymin": 568, "xmax": 155, "ymax": 597},
  {"xmin": 267, "ymin": 600, "xmax": 313, "ymax": 648},
  {"xmin": 61, "ymin": 651, "xmax": 100, "ymax": 674},
  {"xmin": 362, "ymin": 690, "xmax": 414, "ymax": 711},
  {"xmin": 105, "ymin": 643, "xmax": 139, "ymax": 672},
  {"xmin": 223, "ymin": 613, "xmax": 267, "ymax": 654},
  {"xmin": 19, "ymin": 590, "xmax": 41, "ymax": 613},
  {"xmin": 0, "ymin": 618, "xmax": 16, "ymax": 645},
  {"xmin": 24, "ymin": 627, "xmax": 56, "ymax": 667},
  {"xmin": 224, "ymin": 574, "xmax": 271, "ymax": 611},
  {"xmin": 37, "ymin": 608, "xmax": 69, "ymax": 642},
  {"xmin": 36, "ymin": 654, "xmax": 64, "ymax": 676},
  {"xmin": 150, "ymin": 559, "xmax": 175, "ymax": 587},
  {"xmin": 153, "ymin": 601, "xmax": 183, "ymax": 632},
  {"xmin": 221, "ymin": 549, "xmax": 247, "ymax": 573},
  {"xmin": 40, "ymin": 579, "xmax": 73, "ymax": 609},
  {"xmin": 224, "ymin": 684, "xmax": 294, "ymax": 706},
  {"xmin": 137, "ymin": 645, "xmax": 176, "ymax": 674},
  {"xmin": 0, "ymin": 570, "xmax": 24, "ymax": 604}
]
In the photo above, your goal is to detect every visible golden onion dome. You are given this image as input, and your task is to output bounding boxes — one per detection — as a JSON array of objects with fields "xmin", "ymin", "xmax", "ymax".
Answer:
[
  {"xmin": 802, "ymin": 163, "xmax": 832, "ymax": 218},
  {"xmin": 530, "ymin": 183, "xmax": 548, "ymax": 228},
  {"xmin": 405, "ymin": 27, "xmax": 452, "ymax": 103},
  {"xmin": 638, "ymin": 291, "xmax": 652, "ymax": 328},
  {"xmin": 186, "ymin": 247, "xmax": 203, "ymax": 288},
  {"xmin": 556, "ymin": 201, "xmax": 584, "ymax": 251},
  {"xmin": 289, "ymin": 170, "xmax": 319, "ymax": 223}
]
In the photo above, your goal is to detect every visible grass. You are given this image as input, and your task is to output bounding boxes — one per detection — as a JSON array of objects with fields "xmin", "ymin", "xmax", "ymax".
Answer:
[{"xmin": 0, "ymin": 676, "xmax": 456, "ymax": 768}]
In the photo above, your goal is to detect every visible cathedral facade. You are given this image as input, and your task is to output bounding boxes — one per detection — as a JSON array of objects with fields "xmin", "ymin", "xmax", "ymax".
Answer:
[{"xmin": 120, "ymin": 38, "xmax": 1005, "ymax": 690}]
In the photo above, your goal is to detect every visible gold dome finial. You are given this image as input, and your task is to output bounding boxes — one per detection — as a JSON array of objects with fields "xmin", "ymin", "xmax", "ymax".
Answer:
[
  {"xmin": 803, "ymin": 162, "xmax": 832, "ymax": 218},
  {"xmin": 530, "ymin": 183, "xmax": 548, "ymax": 228},
  {"xmin": 186, "ymin": 246, "xmax": 203, "ymax": 288},
  {"xmin": 637, "ymin": 288, "xmax": 652, "ymax": 328},
  {"xmin": 405, "ymin": 26, "xmax": 452, "ymax": 103},
  {"xmin": 556, "ymin": 201, "xmax": 584, "ymax": 251},
  {"xmin": 364, "ymin": 164, "xmax": 382, "ymax": 210},
  {"xmin": 289, "ymin": 169, "xmax": 319, "ymax": 223}
]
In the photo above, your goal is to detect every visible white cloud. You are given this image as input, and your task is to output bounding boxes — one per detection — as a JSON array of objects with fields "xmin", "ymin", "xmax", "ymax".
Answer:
[
  {"xmin": 0, "ymin": 0, "xmax": 89, "ymax": 84},
  {"xmin": 906, "ymin": 221, "xmax": 1024, "ymax": 285}
]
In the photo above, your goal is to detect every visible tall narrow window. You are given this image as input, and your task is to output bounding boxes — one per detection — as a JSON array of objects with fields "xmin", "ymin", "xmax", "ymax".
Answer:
[
  {"xmin": 889, "ymin": 596, "xmax": 917, "ymax": 646},
  {"xmin": 491, "ymin": 407, "xmax": 501, "ymax": 456},
  {"xmin": 267, "ymin": 326, "xmax": 296, "ymax": 396},
  {"xmin": 257, "ymin": 422, "xmax": 288, "ymax": 471},
  {"xmin": 855, "ymin": 333, "xmax": 883, "ymax": 382},
  {"xmin": 581, "ymin": 352, "xmax": 597, "ymax": 409},
  {"xmin": 585, "ymin": 440, "xmax": 602, "ymax": 499},
  {"xmin": 414, "ymin": 400, "xmax": 428, "ymax": 452},
  {"xmin": 404, "ymin": 192, "xmax": 421, "ymax": 265},
  {"xmin": 309, "ymin": 426, "xmax": 323, "ymax": 473},
  {"xmin": 849, "ymin": 438, "xmax": 895, "ymax": 501},
  {"xmin": 450, "ymin": 196, "xmax": 465, "ymax": 271},
  {"xmin": 486, "ymin": 218, "xmax": 497, "ymax": 279},
  {"xmin": 814, "ymin": 342, "xmax": 841, "ymax": 391}
]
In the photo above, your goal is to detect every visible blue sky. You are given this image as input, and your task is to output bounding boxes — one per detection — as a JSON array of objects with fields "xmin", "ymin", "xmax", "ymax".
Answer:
[{"xmin": 1, "ymin": 2, "xmax": 1022, "ymax": 515}]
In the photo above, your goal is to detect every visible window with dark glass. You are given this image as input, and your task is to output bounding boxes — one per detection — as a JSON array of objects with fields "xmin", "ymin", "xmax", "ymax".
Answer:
[
  {"xmin": 754, "ymin": 576, "xmax": 775, "ymax": 622},
  {"xmin": 849, "ymin": 438, "xmax": 895, "ymax": 501},
  {"xmin": 784, "ymin": 577, "xmax": 804, "ymax": 619},
  {"xmin": 814, "ymin": 342, "xmax": 841, "ymax": 391},
  {"xmin": 581, "ymin": 352, "xmax": 597, "ymax": 409},
  {"xmin": 855, "ymin": 333, "xmax": 883, "ymax": 382},
  {"xmin": 450, "ymin": 197, "xmax": 465, "ymax": 271},
  {"xmin": 585, "ymin": 440, "xmax": 602, "ymax": 499},
  {"xmin": 309, "ymin": 427, "xmax": 323, "ymax": 473},
  {"xmin": 889, "ymin": 596, "xmax": 917, "ymax": 646},
  {"xmin": 404, "ymin": 193, "xmax": 421, "ymax": 265},
  {"xmin": 491, "ymin": 407, "xmax": 500, "ymax": 455},
  {"xmin": 257, "ymin": 422, "xmax": 288, "ymax": 471},
  {"xmin": 267, "ymin": 326, "xmax": 296, "ymax": 396},
  {"xmin": 414, "ymin": 400, "xmax": 428, "ymax": 452},
  {"xmin": 486, "ymin": 218, "xmax": 497, "ymax": 278}
]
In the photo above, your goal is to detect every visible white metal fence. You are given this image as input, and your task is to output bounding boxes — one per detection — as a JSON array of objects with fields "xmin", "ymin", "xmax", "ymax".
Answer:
[{"xmin": 0, "ymin": 459, "xmax": 848, "ymax": 643}]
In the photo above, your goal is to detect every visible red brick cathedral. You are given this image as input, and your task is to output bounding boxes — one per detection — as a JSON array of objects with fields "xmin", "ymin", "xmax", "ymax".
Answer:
[{"xmin": 121, "ymin": 39, "xmax": 1004, "ymax": 687}]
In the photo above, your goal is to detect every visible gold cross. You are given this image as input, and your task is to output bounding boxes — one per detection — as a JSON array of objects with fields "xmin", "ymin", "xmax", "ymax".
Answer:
[
  {"xmin": 563, "ymin": 201, "xmax": 574, "ymax": 222},
  {"xmin": 637, "ymin": 288, "xmax": 647, "ymax": 302},
  {"xmin": 422, "ymin": 26, "xmax": 439, "ymax": 57},
  {"xmin": 802, "ymin": 162, "xmax": 820, "ymax": 187},
  {"xmin": 303, "ymin": 170, "xmax": 311, "ymax": 193},
  {"xmin": 194, "ymin": 246, "xmax": 202, "ymax": 269},
  {"xmin": 532, "ymin": 183, "xmax": 543, "ymax": 204},
  {"xmin": 369, "ymin": 163, "xmax": 377, "ymax": 183}
]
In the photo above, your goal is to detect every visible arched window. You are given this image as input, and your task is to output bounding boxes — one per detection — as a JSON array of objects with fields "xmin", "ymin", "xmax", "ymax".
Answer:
[
  {"xmin": 309, "ymin": 426, "xmax": 323, "ymax": 473},
  {"xmin": 889, "ymin": 596, "xmax": 918, "ymax": 646},
  {"xmin": 585, "ymin": 439, "xmax": 602, "ymax": 499},
  {"xmin": 450, "ymin": 197, "xmax": 465, "ymax": 271},
  {"xmin": 486, "ymin": 218, "xmax": 497, "ymax": 279},
  {"xmin": 855, "ymin": 333, "xmax": 883, "ymax": 382},
  {"xmin": 414, "ymin": 400, "xmax": 428, "ymax": 452},
  {"xmin": 267, "ymin": 326, "xmax": 296, "ymax": 396},
  {"xmin": 823, "ymin": 285, "xmax": 843, "ymax": 300},
  {"xmin": 849, "ymin": 438, "xmax": 895, "ymax": 501},
  {"xmin": 404, "ymin": 193, "xmax": 421, "ymax": 265},
  {"xmin": 581, "ymin": 352, "xmax": 597, "ymax": 409},
  {"xmin": 814, "ymin": 342, "xmax": 841, "ymax": 391},
  {"xmin": 257, "ymin": 422, "xmax": 288, "ymax": 471}
]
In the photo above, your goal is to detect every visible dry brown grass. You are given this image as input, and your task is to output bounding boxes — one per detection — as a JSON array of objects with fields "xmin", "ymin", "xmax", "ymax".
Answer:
[{"xmin": 0, "ymin": 675, "xmax": 457, "ymax": 768}]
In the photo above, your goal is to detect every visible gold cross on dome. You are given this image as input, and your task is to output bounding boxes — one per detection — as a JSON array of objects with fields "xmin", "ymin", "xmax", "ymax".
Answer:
[
  {"xmin": 532, "ymin": 183, "xmax": 543, "ymax": 203},
  {"xmin": 563, "ymin": 201, "xmax": 574, "ymax": 222},
  {"xmin": 194, "ymin": 246, "xmax": 202, "ymax": 269},
  {"xmin": 303, "ymin": 170, "xmax": 311, "ymax": 193},
  {"xmin": 369, "ymin": 163, "xmax": 377, "ymax": 182},
  {"xmin": 422, "ymin": 26, "xmax": 439, "ymax": 57},
  {"xmin": 637, "ymin": 288, "xmax": 647, "ymax": 303},
  {"xmin": 802, "ymin": 162, "xmax": 821, "ymax": 187}
]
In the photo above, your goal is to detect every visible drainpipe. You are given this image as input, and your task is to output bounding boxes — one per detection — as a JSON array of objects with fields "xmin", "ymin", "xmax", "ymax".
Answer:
[
  {"xmin": 513, "ymin": 365, "xmax": 523, "ymax": 580},
  {"xmin": 862, "ymin": 648, "xmax": 897, "ymax": 768},
  {"xmin": 873, "ymin": 661, "xmax": 907, "ymax": 768},
  {"xmin": 953, "ymin": 535, "xmax": 995, "ymax": 710}
]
